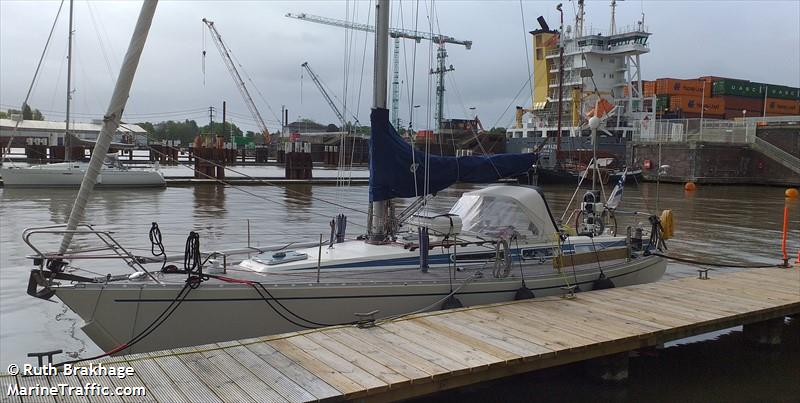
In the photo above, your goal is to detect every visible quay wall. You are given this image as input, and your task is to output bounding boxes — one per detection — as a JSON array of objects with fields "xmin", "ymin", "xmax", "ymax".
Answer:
[{"xmin": 631, "ymin": 140, "xmax": 799, "ymax": 187}]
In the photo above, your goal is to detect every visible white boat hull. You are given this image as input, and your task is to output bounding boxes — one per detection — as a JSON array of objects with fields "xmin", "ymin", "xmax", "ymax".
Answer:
[
  {"xmin": 0, "ymin": 164, "xmax": 165, "ymax": 188},
  {"xmin": 53, "ymin": 255, "xmax": 665, "ymax": 354}
]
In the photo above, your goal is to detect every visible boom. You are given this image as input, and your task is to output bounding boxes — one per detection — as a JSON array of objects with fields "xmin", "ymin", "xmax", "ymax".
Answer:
[
  {"xmin": 202, "ymin": 18, "xmax": 270, "ymax": 142},
  {"xmin": 285, "ymin": 12, "xmax": 472, "ymax": 48},
  {"xmin": 301, "ymin": 62, "xmax": 346, "ymax": 127}
]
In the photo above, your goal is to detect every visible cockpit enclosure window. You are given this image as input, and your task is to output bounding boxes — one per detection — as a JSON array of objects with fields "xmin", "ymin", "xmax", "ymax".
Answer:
[{"xmin": 450, "ymin": 195, "xmax": 546, "ymax": 240}]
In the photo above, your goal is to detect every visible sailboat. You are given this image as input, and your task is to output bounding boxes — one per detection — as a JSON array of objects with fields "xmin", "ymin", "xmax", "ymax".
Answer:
[
  {"xmin": 0, "ymin": 0, "xmax": 164, "ymax": 188},
  {"xmin": 21, "ymin": 0, "xmax": 667, "ymax": 355}
]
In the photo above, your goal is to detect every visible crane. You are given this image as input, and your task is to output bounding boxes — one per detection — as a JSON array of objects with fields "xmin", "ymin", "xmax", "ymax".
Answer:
[
  {"xmin": 202, "ymin": 18, "xmax": 270, "ymax": 143},
  {"xmin": 285, "ymin": 12, "xmax": 472, "ymax": 131},
  {"xmin": 301, "ymin": 61, "xmax": 352, "ymax": 128}
]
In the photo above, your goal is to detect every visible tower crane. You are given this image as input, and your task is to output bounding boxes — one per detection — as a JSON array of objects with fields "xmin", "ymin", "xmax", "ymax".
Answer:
[
  {"xmin": 285, "ymin": 12, "xmax": 472, "ymax": 131},
  {"xmin": 202, "ymin": 18, "xmax": 271, "ymax": 143},
  {"xmin": 301, "ymin": 62, "xmax": 357, "ymax": 128}
]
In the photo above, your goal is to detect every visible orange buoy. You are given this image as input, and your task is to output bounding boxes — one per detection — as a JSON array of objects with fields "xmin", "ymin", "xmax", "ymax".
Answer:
[
  {"xmin": 786, "ymin": 188, "xmax": 799, "ymax": 198},
  {"xmin": 684, "ymin": 182, "xmax": 696, "ymax": 191}
]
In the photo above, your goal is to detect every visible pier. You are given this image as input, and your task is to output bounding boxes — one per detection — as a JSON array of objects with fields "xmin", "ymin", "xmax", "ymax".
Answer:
[{"xmin": 1, "ymin": 266, "xmax": 797, "ymax": 402}]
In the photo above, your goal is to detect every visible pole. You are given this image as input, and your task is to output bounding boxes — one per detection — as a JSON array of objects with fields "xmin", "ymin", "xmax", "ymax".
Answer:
[
  {"xmin": 592, "ymin": 127, "xmax": 598, "ymax": 191},
  {"xmin": 699, "ymin": 79, "xmax": 705, "ymax": 139},
  {"xmin": 555, "ymin": 4, "xmax": 564, "ymax": 161},
  {"xmin": 368, "ymin": 0, "xmax": 390, "ymax": 243},
  {"xmin": 762, "ymin": 84, "xmax": 768, "ymax": 118},
  {"xmin": 65, "ymin": 0, "xmax": 74, "ymax": 161},
  {"xmin": 222, "ymin": 101, "xmax": 227, "ymax": 142},
  {"xmin": 781, "ymin": 205, "xmax": 789, "ymax": 267},
  {"xmin": 59, "ymin": 0, "xmax": 158, "ymax": 253}
]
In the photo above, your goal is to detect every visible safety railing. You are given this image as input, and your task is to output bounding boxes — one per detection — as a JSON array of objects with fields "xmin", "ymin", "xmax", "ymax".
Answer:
[{"xmin": 22, "ymin": 223, "xmax": 162, "ymax": 283}]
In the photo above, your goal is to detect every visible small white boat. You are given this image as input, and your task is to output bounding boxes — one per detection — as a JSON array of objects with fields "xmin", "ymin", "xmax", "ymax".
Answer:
[{"xmin": 0, "ymin": 155, "xmax": 165, "ymax": 188}]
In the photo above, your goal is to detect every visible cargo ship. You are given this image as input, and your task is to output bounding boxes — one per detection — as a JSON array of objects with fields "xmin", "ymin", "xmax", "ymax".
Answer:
[
  {"xmin": 505, "ymin": 1, "xmax": 799, "ymax": 185},
  {"xmin": 506, "ymin": 0, "xmax": 651, "ymax": 184}
]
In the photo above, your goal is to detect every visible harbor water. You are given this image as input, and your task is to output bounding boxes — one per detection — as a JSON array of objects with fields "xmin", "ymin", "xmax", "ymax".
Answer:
[{"xmin": 1, "ymin": 181, "xmax": 798, "ymax": 400}]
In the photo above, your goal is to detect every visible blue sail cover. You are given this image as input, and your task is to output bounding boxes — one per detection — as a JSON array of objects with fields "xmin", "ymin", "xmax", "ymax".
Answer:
[{"xmin": 369, "ymin": 108, "xmax": 537, "ymax": 202}]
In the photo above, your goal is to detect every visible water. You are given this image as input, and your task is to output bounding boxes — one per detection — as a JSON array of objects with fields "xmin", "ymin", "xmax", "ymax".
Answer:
[{"xmin": 0, "ymin": 181, "xmax": 797, "ymax": 398}]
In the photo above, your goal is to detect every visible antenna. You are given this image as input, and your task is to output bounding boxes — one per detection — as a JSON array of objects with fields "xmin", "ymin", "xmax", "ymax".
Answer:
[{"xmin": 610, "ymin": 0, "xmax": 622, "ymax": 35}]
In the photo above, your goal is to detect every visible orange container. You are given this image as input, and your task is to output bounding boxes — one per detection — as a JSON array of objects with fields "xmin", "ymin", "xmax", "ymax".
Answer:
[
  {"xmin": 764, "ymin": 98, "xmax": 800, "ymax": 115},
  {"xmin": 643, "ymin": 81, "xmax": 655, "ymax": 97},
  {"xmin": 656, "ymin": 78, "xmax": 711, "ymax": 97},
  {"xmin": 669, "ymin": 95, "xmax": 725, "ymax": 115}
]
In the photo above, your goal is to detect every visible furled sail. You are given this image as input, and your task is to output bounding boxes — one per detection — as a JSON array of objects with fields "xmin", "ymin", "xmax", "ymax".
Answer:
[{"xmin": 369, "ymin": 108, "xmax": 537, "ymax": 202}]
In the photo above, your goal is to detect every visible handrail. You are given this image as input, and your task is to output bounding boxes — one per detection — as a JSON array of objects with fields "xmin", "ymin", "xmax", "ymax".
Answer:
[{"xmin": 22, "ymin": 224, "xmax": 161, "ymax": 283}]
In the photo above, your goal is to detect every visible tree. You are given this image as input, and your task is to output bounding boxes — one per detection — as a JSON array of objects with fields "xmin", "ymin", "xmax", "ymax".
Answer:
[
  {"xmin": 488, "ymin": 127, "xmax": 507, "ymax": 135},
  {"xmin": 20, "ymin": 104, "xmax": 44, "ymax": 120},
  {"xmin": 0, "ymin": 110, "xmax": 8, "ymax": 119}
]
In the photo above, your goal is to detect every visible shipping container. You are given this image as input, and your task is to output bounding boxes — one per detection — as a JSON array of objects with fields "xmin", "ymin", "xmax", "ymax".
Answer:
[
  {"xmin": 655, "ymin": 78, "xmax": 711, "ymax": 97},
  {"xmin": 723, "ymin": 109, "xmax": 749, "ymax": 120},
  {"xmin": 643, "ymin": 81, "xmax": 655, "ymax": 97},
  {"xmin": 765, "ymin": 85, "xmax": 800, "ymax": 100},
  {"xmin": 711, "ymin": 79, "xmax": 764, "ymax": 98},
  {"xmin": 656, "ymin": 95, "xmax": 669, "ymax": 112},
  {"xmin": 764, "ymin": 98, "xmax": 800, "ymax": 115},
  {"xmin": 698, "ymin": 76, "xmax": 734, "ymax": 82},
  {"xmin": 719, "ymin": 95, "xmax": 764, "ymax": 114},
  {"xmin": 669, "ymin": 95, "xmax": 725, "ymax": 115}
]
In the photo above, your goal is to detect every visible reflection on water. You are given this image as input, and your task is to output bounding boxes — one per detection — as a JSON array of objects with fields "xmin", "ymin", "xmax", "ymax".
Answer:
[{"xmin": 0, "ymin": 182, "xmax": 798, "ymax": 397}]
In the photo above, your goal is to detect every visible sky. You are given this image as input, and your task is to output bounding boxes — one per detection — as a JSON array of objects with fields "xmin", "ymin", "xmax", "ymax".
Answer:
[{"xmin": 1, "ymin": 0, "xmax": 798, "ymax": 134}]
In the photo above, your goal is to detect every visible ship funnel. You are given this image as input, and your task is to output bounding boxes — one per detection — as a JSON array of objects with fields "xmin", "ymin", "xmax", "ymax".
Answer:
[{"xmin": 537, "ymin": 16, "xmax": 550, "ymax": 31}]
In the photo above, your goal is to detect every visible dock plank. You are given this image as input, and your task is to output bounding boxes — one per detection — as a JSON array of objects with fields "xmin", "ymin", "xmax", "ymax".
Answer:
[
  {"xmin": 304, "ymin": 332, "xmax": 409, "ymax": 386},
  {"xmin": 17, "ymin": 374, "xmax": 55, "ymax": 403},
  {"xmin": 149, "ymin": 354, "xmax": 220, "ymax": 403},
  {"xmin": 0, "ymin": 376, "xmax": 21, "ymax": 403},
  {"xmin": 267, "ymin": 337, "xmax": 364, "ymax": 395},
  {"xmin": 240, "ymin": 340, "xmax": 339, "ymax": 401},
  {"xmin": 5, "ymin": 267, "xmax": 796, "ymax": 403}
]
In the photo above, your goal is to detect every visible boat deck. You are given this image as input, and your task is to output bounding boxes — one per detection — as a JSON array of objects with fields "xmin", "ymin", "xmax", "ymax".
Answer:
[{"xmin": 2, "ymin": 265, "xmax": 797, "ymax": 402}]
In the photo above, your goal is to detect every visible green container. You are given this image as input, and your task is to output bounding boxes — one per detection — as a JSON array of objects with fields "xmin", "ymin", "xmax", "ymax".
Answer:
[
  {"xmin": 656, "ymin": 95, "xmax": 669, "ymax": 112},
  {"xmin": 766, "ymin": 85, "xmax": 800, "ymax": 100},
  {"xmin": 712, "ymin": 79, "xmax": 765, "ymax": 99}
]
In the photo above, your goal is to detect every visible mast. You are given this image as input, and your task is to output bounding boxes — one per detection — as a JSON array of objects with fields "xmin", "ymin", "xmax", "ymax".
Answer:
[
  {"xmin": 59, "ymin": 0, "xmax": 158, "ymax": 253},
  {"xmin": 65, "ymin": 0, "xmax": 74, "ymax": 161},
  {"xmin": 555, "ymin": 3, "xmax": 564, "ymax": 160},
  {"xmin": 610, "ymin": 0, "xmax": 617, "ymax": 35},
  {"xmin": 575, "ymin": 0, "xmax": 585, "ymax": 38},
  {"xmin": 367, "ymin": 0, "xmax": 390, "ymax": 243}
]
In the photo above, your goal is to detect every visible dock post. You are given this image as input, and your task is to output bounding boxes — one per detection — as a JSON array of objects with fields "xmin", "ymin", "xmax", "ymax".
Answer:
[
  {"xmin": 585, "ymin": 352, "xmax": 629, "ymax": 382},
  {"xmin": 743, "ymin": 317, "xmax": 785, "ymax": 346}
]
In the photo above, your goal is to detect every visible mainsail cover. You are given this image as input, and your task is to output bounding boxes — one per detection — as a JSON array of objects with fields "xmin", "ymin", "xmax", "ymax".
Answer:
[{"xmin": 369, "ymin": 108, "xmax": 537, "ymax": 202}]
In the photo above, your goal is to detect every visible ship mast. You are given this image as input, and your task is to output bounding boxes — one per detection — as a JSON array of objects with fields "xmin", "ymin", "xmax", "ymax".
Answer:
[
  {"xmin": 65, "ymin": 0, "xmax": 74, "ymax": 162},
  {"xmin": 575, "ymin": 0, "xmax": 585, "ymax": 38},
  {"xmin": 610, "ymin": 0, "xmax": 618, "ymax": 35},
  {"xmin": 555, "ymin": 3, "xmax": 564, "ymax": 160},
  {"xmin": 60, "ymin": 0, "xmax": 158, "ymax": 253}
]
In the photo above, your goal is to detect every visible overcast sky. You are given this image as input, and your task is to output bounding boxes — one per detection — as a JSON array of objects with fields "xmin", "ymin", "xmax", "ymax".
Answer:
[{"xmin": 1, "ymin": 0, "xmax": 798, "ymax": 133}]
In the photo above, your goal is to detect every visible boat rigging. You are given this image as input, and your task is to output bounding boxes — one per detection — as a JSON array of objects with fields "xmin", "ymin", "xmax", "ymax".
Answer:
[{"xmin": 285, "ymin": 11, "xmax": 472, "ymax": 131}]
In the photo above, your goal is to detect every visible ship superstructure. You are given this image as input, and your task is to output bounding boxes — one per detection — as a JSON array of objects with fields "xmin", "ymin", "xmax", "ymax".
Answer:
[{"xmin": 507, "ymin": 1, "xmax": 651, "ymax": 157}]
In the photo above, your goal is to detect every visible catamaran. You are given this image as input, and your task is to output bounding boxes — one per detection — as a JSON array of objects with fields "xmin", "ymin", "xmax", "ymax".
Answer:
[{"xmin": 22, "ymin": 0, "xmax": 667, "ymax": 356}]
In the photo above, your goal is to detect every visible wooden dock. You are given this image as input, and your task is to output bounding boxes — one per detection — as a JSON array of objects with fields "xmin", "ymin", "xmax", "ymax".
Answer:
[{"xmin": 2, "ymin": 266, "xmax": 798, "ymax": 402}]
